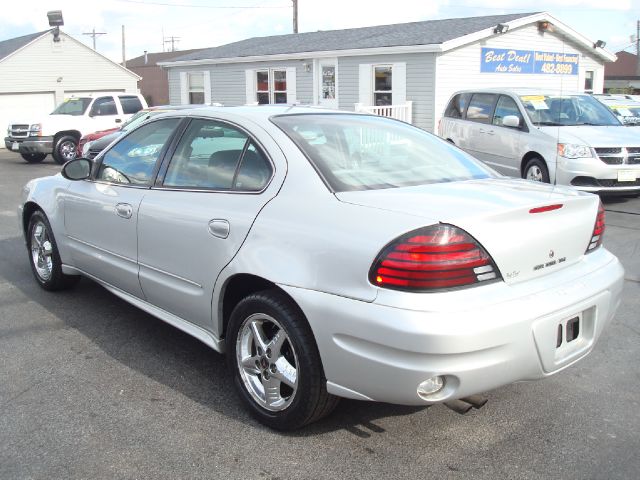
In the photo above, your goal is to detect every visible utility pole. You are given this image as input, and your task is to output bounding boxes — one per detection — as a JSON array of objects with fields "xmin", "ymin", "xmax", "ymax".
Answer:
[
  {"xmin": 122, "ymin": 25, "xmax": 126, "ymax": 68},
  {"xmin": 292, "ymin": 0, "xmax": 298, "ymax": 34},
  {"xmin": 636, "ymin": 20, "xmax": 639, "ymax": 77},
  {"xmin": 164, "ymin": 36, "xmax": 180, "ymax": 52},
  {"xmin": 82, "ymin": 28, "xmax": 107, "ymax": 50}
]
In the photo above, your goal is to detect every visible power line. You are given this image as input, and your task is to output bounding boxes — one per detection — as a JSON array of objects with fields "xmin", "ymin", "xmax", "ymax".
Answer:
[{"xmin": 115, "ymin": 0, "xmax": 289, "ymax": 8}]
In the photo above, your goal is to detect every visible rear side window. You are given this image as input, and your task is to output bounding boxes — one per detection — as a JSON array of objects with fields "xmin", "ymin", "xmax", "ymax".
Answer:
[
  {"xmin": 163, "ymin": 119, "xmax": 272, "ymax": 191},
  {"xmin": 90, "ymin": 97, "xmax": 118, "ymax": 116},
  {"xmin": 444, "ymin": 93, "xmax": 471, "ymax": 118},
  {"xmin": 466, "ymin": 93, "xmax": 497, "ymax": 124},
  {"xmin": 119, "ymin": 95, "xmax": 144, "ymax": 114}
]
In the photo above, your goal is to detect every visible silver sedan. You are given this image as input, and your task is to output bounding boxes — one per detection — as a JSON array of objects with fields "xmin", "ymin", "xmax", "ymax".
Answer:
[{"xmin": 19, "ymin": 106, "xmax": 624, "ymax": 430}]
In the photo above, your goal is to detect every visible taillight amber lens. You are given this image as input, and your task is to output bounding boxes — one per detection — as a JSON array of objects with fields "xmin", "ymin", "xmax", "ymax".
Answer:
[
  {"xmin": 369, "ymin": 224, "xmax": 501, "ymax": 292},
  {"xmin": 586, "ymin": 202, "xmax": 605, "ymax": 254}
]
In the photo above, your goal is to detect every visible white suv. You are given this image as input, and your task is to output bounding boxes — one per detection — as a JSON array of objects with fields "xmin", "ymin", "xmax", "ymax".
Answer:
[
  {"xmin": 438, "ymin": 88, "xmax": 640, "ymax": 194},
  {"xmin": 4, "ymin": 93, "xmax": 147, "ymax": 164}
]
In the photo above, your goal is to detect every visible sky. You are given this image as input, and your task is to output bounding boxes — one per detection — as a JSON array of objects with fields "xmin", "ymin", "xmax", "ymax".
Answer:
[{"xmin": 1, "ymin": 0, "xmax": 639, "ymax": 63}]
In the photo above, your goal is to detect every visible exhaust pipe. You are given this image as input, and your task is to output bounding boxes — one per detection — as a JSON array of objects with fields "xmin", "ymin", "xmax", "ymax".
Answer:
[
  {"xmin": 460, "ymin": 394, "xmax": 488, "ymax": 409},
  {"xmin": 443, "ymin": 399, "xmax": 473, "ymax": 415}
]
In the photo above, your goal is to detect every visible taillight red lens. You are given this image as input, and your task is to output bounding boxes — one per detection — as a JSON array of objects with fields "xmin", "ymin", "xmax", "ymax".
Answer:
[
  {"xmin": 369, "ymin": 224, "xmax": 502, "ymax": 292},
  {"xmin": 586, "ymin": 201, "xmax": 605, "ymax": 253}
]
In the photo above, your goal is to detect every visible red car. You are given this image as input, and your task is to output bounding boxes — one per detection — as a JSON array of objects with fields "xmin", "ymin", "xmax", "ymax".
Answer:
[{"xmin": 76, "ymin": 127, "xmax": 119, "ymax": 156}]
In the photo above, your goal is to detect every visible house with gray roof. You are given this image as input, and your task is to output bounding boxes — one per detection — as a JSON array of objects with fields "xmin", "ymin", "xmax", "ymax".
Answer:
[
  {"xmin": 160, "ymin": 11, "xmax": 615, "ymax": 132},
  {"xmin": 0, "ymin": 29, "xmax": 140, "ymax": 147}
]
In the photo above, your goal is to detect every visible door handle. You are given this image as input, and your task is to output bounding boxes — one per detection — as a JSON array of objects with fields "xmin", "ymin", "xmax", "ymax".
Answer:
[
  {"xmin": 115, "ymin": 118, "xmax": 122, "ymax": 123},
  {"xmin": 485, "ymin": 129, "xmax": 495, "ymax": 135},
  {"xmin": 208, "ymin": 219, "xmax": 230, "ymax": 239},
  {"xmin": 115, "ymin": 203, "xmax": 133, "ymax": 219}
]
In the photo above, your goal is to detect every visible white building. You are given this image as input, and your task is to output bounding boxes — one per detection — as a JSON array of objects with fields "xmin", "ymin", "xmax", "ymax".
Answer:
[
  {"xmin": 161, "ymin": 11, "xmax": 615, "ymax": 132},
  {"xmin": 0, "ymin": 29, "xmax": 140, "ymax": 147}
]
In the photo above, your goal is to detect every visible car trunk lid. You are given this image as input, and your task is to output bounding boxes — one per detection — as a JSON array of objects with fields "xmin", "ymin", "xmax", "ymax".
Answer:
[{"xmin": 336, "ymin": 178, "xmax": 600, "ymax": 285}]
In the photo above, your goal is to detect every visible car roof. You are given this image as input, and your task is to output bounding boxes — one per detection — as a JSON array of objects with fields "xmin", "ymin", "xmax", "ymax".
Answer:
[
  {"xmin": 153, "ymin": 105, "xmax": 349, "ymax": 122},
  {"xmin": 451, "ymin": 87, "xmax": 586, "ymax": 97},
  {"xmin": 594, "ymin": 96, "xmax": 640, "ymax": 106}
]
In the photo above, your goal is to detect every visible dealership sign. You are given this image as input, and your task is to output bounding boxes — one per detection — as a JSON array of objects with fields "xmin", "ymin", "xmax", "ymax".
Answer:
[{"xmin": 481, "ymin": 48, "xmax": 579, "ymax": 75}]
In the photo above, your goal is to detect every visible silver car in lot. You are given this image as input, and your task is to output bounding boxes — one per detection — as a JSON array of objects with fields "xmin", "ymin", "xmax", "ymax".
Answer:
[
  {"xmin": 20, "ymin": 106, "xmax": 624, "ymax": 430},
  {"xmin": 439, "ymin": 88, "xmax": 640, "ymax": 194}
]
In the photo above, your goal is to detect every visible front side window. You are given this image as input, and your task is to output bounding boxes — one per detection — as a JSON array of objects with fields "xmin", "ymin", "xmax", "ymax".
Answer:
[
  {"xmin": 466, "ymin": 93, "xmax": 497, "ymax": 123},
  {"xmin": 51, "ymin": 98, "xmax": 92, "ymax": 116},
  {"xmin": 90, "ymin": 97, "xmax": 118, "ymax": 116},
  {"xmin": 520, "ymin": 94, "xmax": 620, "ymax": 127},
  {"xmin": 373, "ymin": 66, "xmax": 392, "ymax": 106},
  {"xmin": 188, "ymin": 73, "xmax": 205, "ymax": 104},
  {"xmin": 492, "ymin": 95, "xmax": 523, "ymax": 128},
  {"xmin": 272, "ymin": 114, "xmax": 496, "ymax": 192},
  {"xmin": 119, "ymin": 95, "xmax": 143, "ymax": 114},
  {"xmin": 163, "ymin": 119, "xmax": 272, "ymax": 191},
  {"xmin": 97, "ymin": 118, "xmax": 180, "ymax": 185},
  {"xmin": 256, "ymin": 70, "xmax": 287, "ymax": 105}
]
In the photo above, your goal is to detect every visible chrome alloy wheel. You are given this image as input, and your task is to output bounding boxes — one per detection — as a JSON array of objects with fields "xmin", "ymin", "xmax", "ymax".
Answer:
[
  {"xmin": 236, "ymin": 313, "xmax": 299, "ymax": 412},
  {"xmin": 59, "ymin": 140, "xmax": 77, "ymax": 161},
  {"xmin": 526, "ymin": 165, "xmax": 544, "ymax": 182},
  {"xmin": 31, "ymin": 221, "xmax": 53, "ymax": 281}
]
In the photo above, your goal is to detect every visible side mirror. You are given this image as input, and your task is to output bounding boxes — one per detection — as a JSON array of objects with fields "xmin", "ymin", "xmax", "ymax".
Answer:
[
  {"xmin": 61, "ymin": 158, "xmax": 91, "ymax": 180},
  {"xmin": 503, "ymin": 115, "xmax": 521, "ymax": 128}
]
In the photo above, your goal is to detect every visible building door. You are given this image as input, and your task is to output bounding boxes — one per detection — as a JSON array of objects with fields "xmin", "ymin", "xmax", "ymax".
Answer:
[{"xmin": 318, "ymin": 60, "xmax": 338, "ymax": 108}]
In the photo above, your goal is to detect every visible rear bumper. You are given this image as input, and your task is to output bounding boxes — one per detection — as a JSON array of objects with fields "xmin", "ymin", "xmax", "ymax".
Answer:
[
  {"xmin": 281, "ymin": 248, "xmax": 624, "ymax": 405},
  {"xmin": 4, "ymin": 136, "xmax": 54, "ymax": 154}
]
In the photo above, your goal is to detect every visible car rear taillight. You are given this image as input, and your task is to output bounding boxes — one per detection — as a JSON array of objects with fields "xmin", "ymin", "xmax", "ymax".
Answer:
[
  {"xmin": 585, "ymin": 201, "xmax": 605, "ymax": 254},
  {"xmin": 369, "ymin": 224, "xmax": 502, "ymax": 292}
]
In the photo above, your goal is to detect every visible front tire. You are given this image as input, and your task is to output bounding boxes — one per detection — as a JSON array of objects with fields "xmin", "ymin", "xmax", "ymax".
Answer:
[
  {"xmin": 227, "ymin": 289, "xmax": 338, "ymax": 430},
  {"xmin": 523, "ymin": 157, "xmax": 550, "ymax": 183},
  {"xmin": 52, "ymin": 135, "xmax": 78, "ymax": 165},
  {"xmin": 20, "ymin": 153, "xmax": 47, "ymax": 163},
  {"xmin": 27, "ymin": 210, "xmax": 80, "ymax": 291}
]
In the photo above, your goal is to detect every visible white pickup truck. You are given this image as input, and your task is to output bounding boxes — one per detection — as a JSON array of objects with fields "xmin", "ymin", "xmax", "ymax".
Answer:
[{"xmin": 4, "ymin": 93, "xmax": 147, "ymax": 164}]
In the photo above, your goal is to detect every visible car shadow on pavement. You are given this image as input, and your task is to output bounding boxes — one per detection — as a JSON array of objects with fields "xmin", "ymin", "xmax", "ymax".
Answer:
[{"xmin": 0, "ymin": 235, "xmax": 429, "ymax": 434}]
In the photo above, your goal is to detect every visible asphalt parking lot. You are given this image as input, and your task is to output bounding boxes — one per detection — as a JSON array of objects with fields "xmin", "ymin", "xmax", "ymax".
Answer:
[{"xmin": 0, "ymin": 151, "xmax": 639, "ymax": 480}]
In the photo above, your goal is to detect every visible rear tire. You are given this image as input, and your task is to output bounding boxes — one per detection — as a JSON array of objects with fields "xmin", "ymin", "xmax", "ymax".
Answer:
[
  {"xmin": 27, "ymin": 210, "xmax": 80, "ymax": 291},
  {"xmin": 523, "ymin": 157, "xmax": 550, "ymax": 183},
  {"xmin": 227, "ymin": 289, "xmax": 338, "ymax": 430},
  {"xmin": 52, "ymin": 135, "xmax": 78, "ymax": 165},
  {"xmin": 21, "ymin": 153, "xmax": 47, "ymax": 163}
]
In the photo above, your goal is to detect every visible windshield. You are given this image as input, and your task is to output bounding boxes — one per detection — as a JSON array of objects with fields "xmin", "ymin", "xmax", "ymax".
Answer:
[
  {"xmin": 603, "ymin": 104, "xmax": 640, "ymax": 125},
  {"xmin": 271, "ymin": 114, "xmax": 497, "ymax": 192},
  {"xmin": 51, "ymin": 98, "xmax": 92, "ymax": 116},
  {"xmin": 120, "ymin": 110, "xmax": 155, "ymax": 132},
  {"xmin": 519, "ymin": 94, "xmax": 621, "ymax": 127}
]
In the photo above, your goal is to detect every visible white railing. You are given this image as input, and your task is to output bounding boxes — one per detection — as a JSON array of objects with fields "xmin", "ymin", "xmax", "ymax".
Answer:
[{"xmin": 354, "ymin": 101, "xmax": 413, "ymax": 123}]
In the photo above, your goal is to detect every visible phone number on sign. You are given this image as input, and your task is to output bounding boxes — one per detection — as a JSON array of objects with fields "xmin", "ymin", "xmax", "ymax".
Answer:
[{"xmin": 539, "ymin": 63, "xmax": 575, "ymax": 75}]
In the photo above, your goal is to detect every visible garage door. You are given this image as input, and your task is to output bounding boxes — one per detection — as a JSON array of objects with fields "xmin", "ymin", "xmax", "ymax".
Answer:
[{"xmin": 0, "ymin": 92, "xmax": 55, "ymax": 148}]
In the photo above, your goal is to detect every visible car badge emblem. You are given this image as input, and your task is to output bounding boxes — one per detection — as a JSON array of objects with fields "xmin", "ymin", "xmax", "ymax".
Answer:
[{"xmin": 549, "ymin": 250, "xmax": 555, "ymax": 259}]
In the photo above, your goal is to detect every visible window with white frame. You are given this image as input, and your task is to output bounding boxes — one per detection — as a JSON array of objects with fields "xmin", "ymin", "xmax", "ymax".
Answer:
[
  {"xmin": 373, "ymin": 66, "xmax": 392, "ymax": 106},
  {"xmin": 584, "ymin": 70, "xmax": 594, "ymax": 93},
  {"xmin": 255, "ymin": 69, "xmax": 288, "ymax": 104},
  {"xmin": 188, "ymin": 72, "xmax": 205, "ymax": 104}
]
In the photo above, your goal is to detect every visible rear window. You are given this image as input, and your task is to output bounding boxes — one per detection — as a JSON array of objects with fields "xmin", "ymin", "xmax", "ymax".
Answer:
[
  {"xmin": 119, "ymin": 96, "xmax": 144, "ymax": 114},
  {"xmin": 271, "ymin": 114, "xmax": 496, "ymax": 192},
  {"xmin": 444, "ymin": 93, "xmax": 471, "ymax": 118}
]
